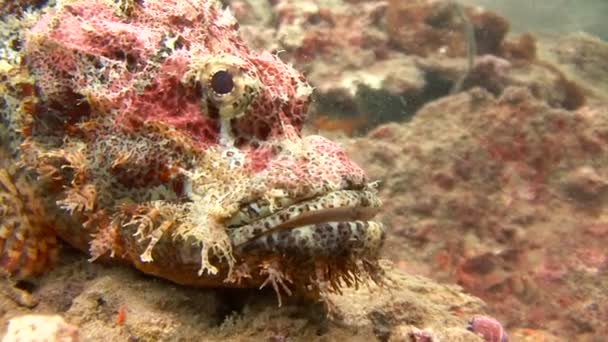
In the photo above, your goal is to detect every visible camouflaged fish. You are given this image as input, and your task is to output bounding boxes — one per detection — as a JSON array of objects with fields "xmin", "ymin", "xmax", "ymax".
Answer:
[{"xmin": 0, "ymin": 0, "xmax": 386, "ymax": 302}]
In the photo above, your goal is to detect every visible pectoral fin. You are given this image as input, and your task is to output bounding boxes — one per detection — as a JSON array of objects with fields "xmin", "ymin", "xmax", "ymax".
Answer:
[{"xmin": 0, "ymin": 168, "xmax": 58, "ymax": 280}]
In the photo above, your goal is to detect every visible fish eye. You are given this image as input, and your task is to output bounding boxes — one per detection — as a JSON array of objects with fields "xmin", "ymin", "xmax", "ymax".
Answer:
[
  {"xmin": 184, "ymin": 54, "xmax": 261, "ymax": 119},
  {"xmin": 210, "ymin": 70, "xmax": 234, "ymax": 95}
]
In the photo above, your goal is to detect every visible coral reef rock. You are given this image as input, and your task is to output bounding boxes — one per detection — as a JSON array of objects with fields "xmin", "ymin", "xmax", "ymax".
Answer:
[
  {"xmin": 344, "ymin": 86, "xmax": 608, "ymax": 340},
  {"xmin": 1, "ymin": 253, "xmax": 487, "ymax": 341}
]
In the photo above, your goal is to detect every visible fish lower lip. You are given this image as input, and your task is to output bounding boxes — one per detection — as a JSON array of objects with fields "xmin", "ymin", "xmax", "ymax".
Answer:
[
  {"xmin": 238, "ymin": 220, "xmax": 386, "ymax": 257},
  {"xmin": 227, "ymin": 189, "xmax": 382, "ymax": 246}
]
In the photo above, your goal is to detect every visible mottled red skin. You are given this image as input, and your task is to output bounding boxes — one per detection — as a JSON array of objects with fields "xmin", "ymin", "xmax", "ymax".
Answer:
[
  {"xmin": 29, "ymin": 0, "xmax": 300, "ymax": 144},
  {"xmin": 24, "ymin": 0, "xmax": 367, "ymax": 185}
]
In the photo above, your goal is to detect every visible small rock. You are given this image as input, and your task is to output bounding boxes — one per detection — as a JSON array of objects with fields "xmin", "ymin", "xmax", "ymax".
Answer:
[
  {"xmin": 3, "ymin": 315, "xmax": 79, "ymax": 342},
  {"xmin": 562, "ymin": 166, "xmax": 608, "ymax": 202}
]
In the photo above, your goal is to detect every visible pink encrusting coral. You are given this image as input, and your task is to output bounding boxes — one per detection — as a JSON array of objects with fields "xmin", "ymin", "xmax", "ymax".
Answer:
[{"xmin": 467, "ymin": 315, "xmax": 508, "ymax": 342}]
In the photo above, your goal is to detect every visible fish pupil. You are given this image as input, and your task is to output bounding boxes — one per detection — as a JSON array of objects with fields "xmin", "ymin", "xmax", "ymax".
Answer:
[{"xmin": 211, "ymin": 70, "xmax": 234, "ymax": 95}]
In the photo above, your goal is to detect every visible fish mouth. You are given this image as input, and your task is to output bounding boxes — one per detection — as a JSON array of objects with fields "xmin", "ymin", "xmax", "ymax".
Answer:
[{"xmin": 227, "ymin": 187, "xmax": 386, "ymax": 258}]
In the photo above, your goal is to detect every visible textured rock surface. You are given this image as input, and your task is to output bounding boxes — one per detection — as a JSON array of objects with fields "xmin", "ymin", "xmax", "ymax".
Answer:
[
  {"xmin": 1, "ymin": 251, "xmax": 486, "ymax": 341},
  {"xmin": 538, "ymin": 32, "xmax": 608, "ymax": 104},
  {"xmin": 344, "ymin": 87, "xmax": 608, "ymax": 340}
]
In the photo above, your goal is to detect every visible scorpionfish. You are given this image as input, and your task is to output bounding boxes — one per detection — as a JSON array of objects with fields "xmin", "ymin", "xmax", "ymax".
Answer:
[{"xmin": 0, "ymin": 0, "xmax": 386, "ymax": 302}]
